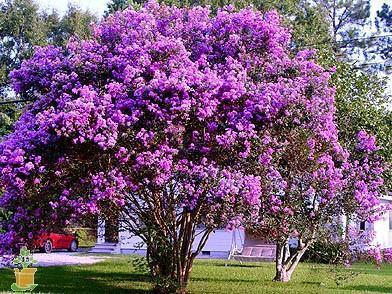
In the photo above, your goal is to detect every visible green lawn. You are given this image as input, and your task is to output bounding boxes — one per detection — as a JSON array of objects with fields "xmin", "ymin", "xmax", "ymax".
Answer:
[{"xmin": 0, "ymin": 256, "xmax": 391, "ymax": 293}]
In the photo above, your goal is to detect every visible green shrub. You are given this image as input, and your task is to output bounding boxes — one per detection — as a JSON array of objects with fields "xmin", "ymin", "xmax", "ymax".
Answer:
[{"xmin": 303, "ymin": 241, "xmax": 350, "ymax": 264}]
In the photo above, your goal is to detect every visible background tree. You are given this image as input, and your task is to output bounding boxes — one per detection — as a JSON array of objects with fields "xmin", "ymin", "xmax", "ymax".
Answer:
[
  {"xmin": 0, "ymin": 0, "xmax": 47, "ymax": 96},
  {"xmin": 105, "ymin": 0, "xmax": 137, "ymax": 16},
  {"xmin": 374, "ymin": 3, "xmax": 392, "ymax": 69},
  {"xmin": 0, "ymin": 103, "xmax": 21, "ymax": 137},
  {"xmin": 314, "ymin": 0, "xmax": 372, "ymax": 57},
  {"xmin": 0, "ymin": 0, "xmax": 96, "ymax": 94},
  {"xmin": 45, "ymin": 4, "xmax": 96, "ymax": 47}
]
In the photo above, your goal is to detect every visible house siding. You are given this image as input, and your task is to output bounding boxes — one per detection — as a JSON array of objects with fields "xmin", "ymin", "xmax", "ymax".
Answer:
[
  {"xmin": 118, "ymin": 228, "xmax": 244, "ymax": 258},
  {"xmin": 363, "ymin": 197, "xmax": 392, "ymax": 249},
  {"xmin": 95, "ymin": 196, "xmax": 392, "ymax": 255}
]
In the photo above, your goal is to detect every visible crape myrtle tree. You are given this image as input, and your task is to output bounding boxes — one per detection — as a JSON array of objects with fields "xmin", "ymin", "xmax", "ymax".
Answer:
[
  {"xmin": 248, "ymin": 123, "xmax": 384, "ymax": 281},
  {"xmin": 0, "ymin": 1, "xmax": 384, "ymax": 291},
  {"xmin": 0, "ymin": 3, "xmax": 271, "ymax": 292}
]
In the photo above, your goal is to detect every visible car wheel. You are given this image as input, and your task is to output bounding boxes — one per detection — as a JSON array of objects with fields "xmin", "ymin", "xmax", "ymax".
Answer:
[
  {"xmin": 44, "ymin": 240, "xmax": 53, "ymax": 254},
  {"xmin": 69, "ymin": 240, "xmax": 78, "ymax": 252}
]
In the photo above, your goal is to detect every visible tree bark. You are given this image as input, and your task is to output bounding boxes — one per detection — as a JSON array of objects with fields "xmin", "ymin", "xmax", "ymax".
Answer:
[
  {"xmin": 273, "ymin": 239, "xmax": 310, "ymax": 283},
  {"xmin": 274, "ymin": 241, "xmax": 291, "ymax": 282},
  {"xmin": 274, "ymin": 266, "xmax": 292, "ymax": 282},
  {"xmin": 146, "ymin": 213, "xmax": 212, "ymax": 293}
]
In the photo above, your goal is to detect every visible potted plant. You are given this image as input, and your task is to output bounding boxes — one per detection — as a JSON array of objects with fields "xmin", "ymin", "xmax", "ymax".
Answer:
[{"xmin": 11, "ymin": 246, "xmax": 38, "ymax": 292}]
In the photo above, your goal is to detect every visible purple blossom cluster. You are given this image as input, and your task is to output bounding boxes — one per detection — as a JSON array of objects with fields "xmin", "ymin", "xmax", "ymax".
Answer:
[
  {"xmin": 356, "ymin": 130, "xmax": 378, "ymax": 153},
  {"xmin": 358, "ymin": 246, "xmax": 392, "ymax": 267},
  {"xmin": 357, "ymin": 247, "xmax": 392, "ymax": 267},
  {"xmin": 0, "ymin": 2, "xmax": 385, "ymax": 254}
]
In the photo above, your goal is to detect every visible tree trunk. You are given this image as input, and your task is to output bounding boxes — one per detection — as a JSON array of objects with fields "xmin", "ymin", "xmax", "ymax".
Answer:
[
  {"xmin": 273, "ymin": 240, "xmax": 310, "ymax": 283},
  {"xmin": 274, "ymin": 241, "xmax": 291, "ymax": 282},
  {"xmin": 177, "ymin": 273, "xmax": 189, "ymax": 294},
  {"xmin": 147, "ymin": 220, "xmax": 202, "ymax": 293},
  {"xmin": 148, "ymin": 245, "xmax": 194, "ymax": 294},
  {"xmin": 274, "ymin": 266, "xmax": 292, "ymax": 282}
]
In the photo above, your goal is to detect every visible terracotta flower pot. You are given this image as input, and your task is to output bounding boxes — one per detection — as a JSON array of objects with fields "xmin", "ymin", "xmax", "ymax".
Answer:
[{"xmin": 14, "ymin": 268, "xmax": 37, "ymax": 287}]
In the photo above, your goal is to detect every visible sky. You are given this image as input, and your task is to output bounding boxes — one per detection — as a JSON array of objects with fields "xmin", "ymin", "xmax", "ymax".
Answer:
[{"xmin": 35, "ymin": 0, "xmax": 109, "ymax": 16}]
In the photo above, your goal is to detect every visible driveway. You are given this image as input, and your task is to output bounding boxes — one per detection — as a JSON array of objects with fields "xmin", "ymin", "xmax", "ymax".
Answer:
[
  {"xmin": 1, "ymin": 252, "xmax": 110, "ymax": 268},
  {"xmin": 34, "ymin": 252, "xmax": 110, "ymax": 267}
]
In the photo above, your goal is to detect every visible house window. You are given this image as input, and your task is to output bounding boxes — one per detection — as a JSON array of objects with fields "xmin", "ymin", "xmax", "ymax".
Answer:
[
  {"xmin": 359, "ymin": 221, "xmax": 366, "ymax": 231},
  {"xmin": 389, "ymin": 211, "xmax": 392, "ymax": 230}
]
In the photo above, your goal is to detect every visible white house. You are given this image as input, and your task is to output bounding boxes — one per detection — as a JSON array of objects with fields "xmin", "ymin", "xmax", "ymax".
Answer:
[
  {"xmin": 91, "ymin": 218, "xmax": 244, "ymax": 258},
  {"xmin": 90, "ymin": 216, "xmax": 244, "ymax": 258},
  {"xmin": 366, "ymin": 194, "xmax": 392, "ymax": 248},
  {"xmin": 90, "ymin": 194, "xmax": 392, "ymax": 256}
]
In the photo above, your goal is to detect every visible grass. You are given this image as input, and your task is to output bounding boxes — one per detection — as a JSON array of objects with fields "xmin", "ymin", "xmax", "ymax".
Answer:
[{"xmin": 0, "ymin": 256, "xmax": 392, "ymax": 293}]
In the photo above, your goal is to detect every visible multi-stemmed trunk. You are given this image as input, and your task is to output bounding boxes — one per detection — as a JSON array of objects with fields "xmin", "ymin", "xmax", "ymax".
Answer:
[
  {"xmin": 123, "ymin": 204, "xmax": 212, "ymax": 294},
  {"xmin": 146, "ymin": 223, "xmax": 211, "ymax": 293},
  {"xmin": 273, "ymin": 239, "xmax": 311, "ymax": 282}
]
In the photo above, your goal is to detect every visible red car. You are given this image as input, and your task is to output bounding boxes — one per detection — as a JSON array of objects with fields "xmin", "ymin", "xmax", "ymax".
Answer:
[{"xmin": 34, "ymin": 232, "xmax": 78, "ymax": 253}]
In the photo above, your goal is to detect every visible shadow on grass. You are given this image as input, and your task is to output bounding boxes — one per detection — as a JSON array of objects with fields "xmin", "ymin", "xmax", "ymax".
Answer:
[
  {"xmin": 1, "ymin": 265, "xmax": 152, "ymax": 293},
  {"xmin": 348, "ymin": 268, "xmax": 392, "ymax": 277},
  {"xmin": 191, "ymin": 276, "xmax": 260, "ymax": 283},
  {"xmin": 343, "ymin": 285, "xmax": 392, "ymax": 293},
  {"xmin": 216, "ymin": 263, "xmax": 262, "ymax": 268},
  {"xmin": 301, "ymin": 281, "xmax": 324, "ymax": 286}
]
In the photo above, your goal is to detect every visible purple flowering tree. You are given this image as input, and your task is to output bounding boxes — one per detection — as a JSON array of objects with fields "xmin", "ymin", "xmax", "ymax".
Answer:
[
  {"xmin": 0, "ymin": 1, "xmax": 385, "ymax": 291},
  {"xmin": 248, "ymin": 115, "xmax": 384, "ymax": 281},
  {"xmin": 0, "ymin": 3, "xmax": 266, "ymax": 292}
]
